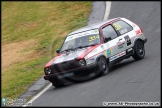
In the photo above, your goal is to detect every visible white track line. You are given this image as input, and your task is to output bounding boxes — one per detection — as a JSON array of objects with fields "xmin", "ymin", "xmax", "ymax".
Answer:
[
  {"xmin": 103, "ymin": 1, "xmax": 111, "ymax": 21},
  {"xmin": 23, "ymin": 2, "xmax": 112, "ymax": 107},
  {"xmin": 22, "ymin": 83, "xmax": 52, "ymax": 107}
]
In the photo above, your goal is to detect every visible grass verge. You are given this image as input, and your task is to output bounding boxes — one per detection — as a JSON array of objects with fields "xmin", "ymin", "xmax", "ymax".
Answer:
[{"xmin": 2, "ymin": 1, "xmax": 92, "ymax": 99}]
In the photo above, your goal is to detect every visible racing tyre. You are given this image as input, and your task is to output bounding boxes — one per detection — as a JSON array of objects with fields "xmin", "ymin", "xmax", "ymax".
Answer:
[
  {"xmin": 132, "ymin": 41, "xmax": 145, "ymax": 60},
  {"xmin": 65, "ymin": 57, "xmax": 108, "ymax": 83},
  {"xmin": 65, "ymin": 57, "xmax": 109, "ymax": 83},
  {"xmin": 97, "ymin": 56, "xmax": 109, "ymax": 76},
  {"xmin": 50, "ymin": 79, "xmax": 64, "ymax": 88}
]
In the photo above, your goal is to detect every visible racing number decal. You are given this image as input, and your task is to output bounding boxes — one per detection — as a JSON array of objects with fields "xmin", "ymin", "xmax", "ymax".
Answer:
[
  {"xmin": 89, "ymin": 35, "xmax": 99, "ymax": 42},
  {"xmin": 124, "ymin": 35, "xmax": 131, "ymax": 46},
  {"xmin": 112, "ymin": 23, "xmax": 122, "ymax": 30}
]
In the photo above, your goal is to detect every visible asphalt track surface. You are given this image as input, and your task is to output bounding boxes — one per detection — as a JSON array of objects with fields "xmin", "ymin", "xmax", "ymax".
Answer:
[{"xmin": 31, "ymin": 1, "xmax": 161, "ymax": 106}]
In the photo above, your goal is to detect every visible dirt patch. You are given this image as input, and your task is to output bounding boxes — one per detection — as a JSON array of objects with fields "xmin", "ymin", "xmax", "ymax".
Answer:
[
  {"xmin": 2, "ymin": 39, "xmax": 39, "ymax": 71},
  {"xmin": 17, "ymin": 22, "xmax": 39, "ymax": 30}
]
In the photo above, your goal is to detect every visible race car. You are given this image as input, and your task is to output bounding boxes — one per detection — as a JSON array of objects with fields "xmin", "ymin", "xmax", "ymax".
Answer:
[{"xmin": 44, "ymin": 17, "xmax": 147, "ymax": 87}]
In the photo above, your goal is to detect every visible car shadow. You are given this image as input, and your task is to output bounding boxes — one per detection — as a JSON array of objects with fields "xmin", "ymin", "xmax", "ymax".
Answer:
[
  {"xmin": 108, "ymin": 59, "xmax": 136, "ymax": 73},
  {"xmin": 53, "ymin": 58, "xmax": 137, "ymax": 89}
]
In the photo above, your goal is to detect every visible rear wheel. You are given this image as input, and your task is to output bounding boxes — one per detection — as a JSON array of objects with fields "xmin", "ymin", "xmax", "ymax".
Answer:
[{"xmin": 132, "ymin": 41, "xmax": 145, "ymax": 60}]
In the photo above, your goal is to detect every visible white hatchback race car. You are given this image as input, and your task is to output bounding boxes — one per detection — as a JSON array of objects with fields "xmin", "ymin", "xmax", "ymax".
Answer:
[{"xmin": 44, "ymin": 17, "xmax": 147, "ymax": 87}]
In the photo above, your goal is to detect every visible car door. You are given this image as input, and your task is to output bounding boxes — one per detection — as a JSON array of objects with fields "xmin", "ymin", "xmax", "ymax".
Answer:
[
  {"xmin": 101, "ymin": 24, "xmax": 126, "ymax": 62},
  {"xmin": 112, "ymin": 20, "xmax": 134, "ymax": 50}
]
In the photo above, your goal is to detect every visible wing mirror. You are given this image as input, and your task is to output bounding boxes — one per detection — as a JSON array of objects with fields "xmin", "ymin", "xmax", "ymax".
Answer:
[
  {"xmin": 105, "ymin": 37, "xmax": 112, "ymax": 43},
  {"xmin": 56, "ymin": 49, "xmax": 60, "ymax": 53}
]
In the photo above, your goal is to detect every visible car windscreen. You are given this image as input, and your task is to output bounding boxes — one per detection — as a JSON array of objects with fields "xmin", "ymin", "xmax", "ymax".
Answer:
[{"xmin": 60, "ymin": 29, "xmax": 101, "ymax": 52}]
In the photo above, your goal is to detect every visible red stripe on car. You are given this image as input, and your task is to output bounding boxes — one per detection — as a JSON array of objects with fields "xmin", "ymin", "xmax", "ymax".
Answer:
[
  {"xmin": 77, "ymin": 44, "xmax": 101, "ymax": 60},
  {"xmin": 45, "ymin": 56, "xmax": 60, "ymax": 68}
]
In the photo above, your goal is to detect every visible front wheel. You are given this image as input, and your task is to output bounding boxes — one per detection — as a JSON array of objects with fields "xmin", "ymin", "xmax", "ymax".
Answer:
[
  {"xmin": 50, "ymin": 79, "xmax": 64, "ymax": 88},
  {"xmin": 65, "ymin": 57, "xmax": 109, "ymax": 83},
  {"xmin": 132, "ymin": 41, "xmax": 145, "ymax": 60},
  {"xmin": 97, "ymin": 56, "xmax": 109, "ymax": 76}
]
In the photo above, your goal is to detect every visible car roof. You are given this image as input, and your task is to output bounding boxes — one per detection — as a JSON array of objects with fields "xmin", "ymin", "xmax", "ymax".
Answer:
[{"xmin": 68, "ymin": 17, "xmax": 121, "ymax": 36}]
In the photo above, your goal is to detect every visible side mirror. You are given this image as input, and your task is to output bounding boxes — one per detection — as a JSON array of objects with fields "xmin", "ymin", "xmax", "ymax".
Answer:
[
  {"xmin": 105, "ymin": 37, "xmax": 112, "ymax": 43},
  {"xmin": 56, "ymin": 49, "xmax": 60, "ymax": 53}
]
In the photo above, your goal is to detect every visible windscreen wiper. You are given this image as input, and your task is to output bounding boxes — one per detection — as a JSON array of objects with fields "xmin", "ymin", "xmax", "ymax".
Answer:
[
  {"xmin": 61, "ymin": 48, "xmax": 74, "ymax": 53},
  {"xmin": 74, "ymin": 45, "xmax": 92, "ymax": 50}
]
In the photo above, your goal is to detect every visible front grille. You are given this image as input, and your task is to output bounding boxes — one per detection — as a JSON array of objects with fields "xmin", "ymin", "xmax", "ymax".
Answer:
[
  {"xmin": 54, "ymin": 60, "xmax": 80, "ymax": 72},
  {"xmin": 54, "ymin": 65, "xmax": 60, "ymax": 72}
]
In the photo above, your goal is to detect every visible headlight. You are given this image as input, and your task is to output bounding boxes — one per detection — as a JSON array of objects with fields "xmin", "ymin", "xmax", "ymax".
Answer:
[
  {"xmin": 86, "ymin": 58, "xmax": 95, "ymax": 65},
  {"xmin": 79, "ymin": 59, "xmax": 86, "ymax": 66},
  {"xmin": 45, "ymin": 68, "xmax": 51, "ymax": 75}
]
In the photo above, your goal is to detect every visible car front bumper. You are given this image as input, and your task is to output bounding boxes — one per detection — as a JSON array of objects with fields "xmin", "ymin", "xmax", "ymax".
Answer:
[{"xmin": 44, "ymin": 63, "xmax": 97, "ymax": 80}]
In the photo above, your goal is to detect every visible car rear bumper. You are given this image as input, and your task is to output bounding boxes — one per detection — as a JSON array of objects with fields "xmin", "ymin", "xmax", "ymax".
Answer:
[
  {"xmin": 143, "ymin": 37, "xmax": 147, "ymax": 43},
  {"xmin": 44, "ymin": 63, "xmax": 97, "ymax": 80}
]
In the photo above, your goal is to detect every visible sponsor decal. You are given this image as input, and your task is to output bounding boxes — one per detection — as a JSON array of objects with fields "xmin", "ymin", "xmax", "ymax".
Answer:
[
  {"xmin": 124, "ymin": 35, "xmax": 131, "ymax": 46},
  {"xmin": 118, "ymin": 51, "xmax": 126, "ymax": 57},
  {"xmin": 117, "ymin": 42, "xmax": 125, "ymax": 49},
  {"xmin": 113, "ymin": 55, "xmax": 118, "ymax": 59},
  {"xmin": 91, "ymin": 29, "xmax": 99, "ymax": 34},
  {"xmin": 109, "ymin": 51, "xmax": 126, "ymax": 62},
  {"xmin": 109, "ymin": 56, "xmax": 114, "ymax": 62},
  {"xmin": 95, "ymin": 29, "xmax": 99, "ymax": 33},
  {"xmin": 104, "ymin": 50, "xmax": 107, "ymax": 57},
  {"xmin": 119, "ymin": 28, "xmax": 128, "ymax": 34},
  {"xmin": 90, "ymin": 58, "xmax": 95, "ymax": 60},
  {"xmin": 118, "ymin": 53, "xmax": 121, "ymax": 56},
  {"xmin": 91, "ymin": 30, "xmax": 95, "ymax": 34},
  {"xmin": 90, "ymin": 58, "xmax": 95, "ymax": 63},
  {"xmin": 107, "ymin": 49, "xmax": 112, "ymax": 55},
  {"xmin": 66, "ymin": 35, "xmax": 74, "ymax": 41},
  {"xmin": 65, "ymin": 29, "xmax": 99, "ymax": 42}
]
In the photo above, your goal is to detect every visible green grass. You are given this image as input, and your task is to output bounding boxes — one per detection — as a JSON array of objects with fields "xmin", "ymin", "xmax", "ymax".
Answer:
[{"xmin": 2, "ymin": 1, "xmax": 92, "ymax": 99}]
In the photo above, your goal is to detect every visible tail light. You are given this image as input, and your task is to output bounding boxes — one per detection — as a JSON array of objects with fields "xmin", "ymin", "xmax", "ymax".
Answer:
[{"xmin": 139, "ymin": 27, "xmax": 143, "ymax": 33}]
